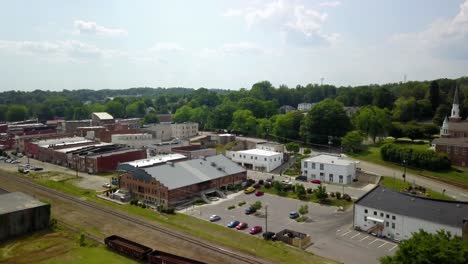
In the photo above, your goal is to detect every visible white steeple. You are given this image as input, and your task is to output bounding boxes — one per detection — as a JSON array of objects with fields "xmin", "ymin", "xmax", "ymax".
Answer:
[
  {"xmin": 450, "ymin": 86, "xmax": 460, "ymax": 120},
  {"xmin": 440, "ymin": 116, "xmax": 449, "ymax": 137}
]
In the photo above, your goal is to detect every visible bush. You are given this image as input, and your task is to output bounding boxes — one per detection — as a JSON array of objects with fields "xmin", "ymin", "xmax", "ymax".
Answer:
[
  {"xmin": 286, "ymin": 142, "xmax": 300, "ymax": 153},
  {"xmin": 343, "ymin": 194, "xmax": 352, "ymax": 202},
  {"xmin": 141, "ymin": 204, "xmax": 147, "ymax": 209},
  {"xmin": 296, "ymin": 216, "xmax": 307, "ymax": 222},
  {"xmin": 251, "ymin": 201, "xmax": 262, "ymax": 210},
  {"xmin": 227, "ymin": 205, "xmax": 236, "ymax": 210},
  {"xmin": 264, "ymin": 182, "xmax": 271, "ymax": 189},
  {"xmin": 130, "ymin": 198, "xmax": 139, "ymax": 205},
  {"xmin": 161, "ymin": 207, "xmax": 175, "ymax": 214},
  {"xmin": 238, "ymin": 201, "xmax": 246, "ymax": 206},
  {"xmin": 298, "ymin": 205, "xmax": 309, "ymax": 215},
  {"xmin": 306, "ymin": 188, "xmax": 313, "ymax": 194},
  {"xmin": 330, "ymin": 192, "xmax": 336, "ymax": 198},
  {"xmin": 335, "ymin": 192, "xmax": 342, "ymax": 200},
  {"xmin": 380, "ymin": 143, "xmax": 451, "ymax": 171},
  {"xmin": 303, "ymin": 148, "xmax": 311, "ymax": 154}
]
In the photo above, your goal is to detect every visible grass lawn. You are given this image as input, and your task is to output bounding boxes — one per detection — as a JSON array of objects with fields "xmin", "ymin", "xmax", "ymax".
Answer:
[
  {"xmin": 348, "ymin": 144, "xmax": 468, "ymax": 187},
  {"xmin": 379, "ymin": 176, "xmax": 455, "ymax": 201},
  {"xmin": 0, "ymin": 228, "xmax": 135, "ymax": 264},
  {"xmin": 24, "ymin": 174, "xmax": 336, "ymax": 264}
]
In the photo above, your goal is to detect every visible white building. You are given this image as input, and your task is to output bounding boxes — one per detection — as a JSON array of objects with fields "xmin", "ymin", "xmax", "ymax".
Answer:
[
  {"xmin": 230, "ymin": 149, "xmax": 283, "ymax": 172},
  {"xmin": 354, "ymin": 185, "xmax": 467, "ymax": 241},
  {"xmin": 171, "ymin": 122, "xmax": 199, "ymax": 140},
  {"xmin": 111, "ymin": 133, "xmax": 154, "ymax": 148},
  {"xmin": 256, "ymin": 142, "xmax": 285, "ymax": 153},
  {"xmin": 301, "ymin": 154, "xmax": 357, "ymax": 184},
  {"xmin": 297, "ymin": 103, "xmax": 313, "ymax": 111}
]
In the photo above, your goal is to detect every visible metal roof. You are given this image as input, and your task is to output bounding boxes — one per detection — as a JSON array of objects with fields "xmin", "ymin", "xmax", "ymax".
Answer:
[
  {"xmin": 304, "ymin": 154, "xmax": 357, "ymax": 166},
  {"xmin": 433, "ymin": 137, "xmax": 468, "ymax": 147},
  {"xmin": 120, "ymin": 154, "xmax": 186, "ymax": 168},
  {"xmin": 92, "ymin": 112, "xmax": 114, "ymax": 120},
  {"xmin": 0, "ymin": 192, "xmax": 48, "ymax": 214},
  {"xmin": 356, "ymin": 185, "xmax": 468, "ymax": 228},
  {"xmin": 134, "ymin": 154, "xmax": 246, "ymax": 190},
  {"xmin": 236, "ymin": 149, "xmax": 282, "ymax": 157}
]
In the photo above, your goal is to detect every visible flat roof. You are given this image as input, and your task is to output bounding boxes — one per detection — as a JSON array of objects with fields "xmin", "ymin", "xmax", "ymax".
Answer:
[
  {"xmin": 356, "ymin": 185, "xmax": 468, "ymax": 228},
  {"xmin": 257, "ymin": 141, "xmax": 283, "ymax": 146},
  {"xmin": 56, "ymin": 143, "xmax": 112, "ymax": 153},
  {"xmin": 0, "ymin": 192, "xmax": 47, "ymax": 214},
  {"xmin": 36, "ymin": 137, "xmax": 90, "ymax": 147},
  {"xmin": 304, "ymin": 154, "xmax": 356, "ymax": 166},
  {"xmin": 86, "ymin": 148, "xmax": 142, "ymax": 158},
  {"xmin": 236, "ymin": 149, "xmax": 283, "ymax": 156},
  {"xmin": 140, "ymin": 155, "xmax": 245, "ymax": 190},
  {"xmin": 121, "ymin": 154, "xmax": 186, "ymax": 168},
  {"xmin": 92, "ymin": 112, "xmax": 114, "ymax": 120}
]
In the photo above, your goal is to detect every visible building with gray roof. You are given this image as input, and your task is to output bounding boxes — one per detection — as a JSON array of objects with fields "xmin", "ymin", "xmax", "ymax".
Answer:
[
  {"xmin": 354, "ymin": 185, "xmax": 467, "ymax": 241},
  {"xmin": 120, "ymin": 154, "xmax": 247, "ymax": 207}
]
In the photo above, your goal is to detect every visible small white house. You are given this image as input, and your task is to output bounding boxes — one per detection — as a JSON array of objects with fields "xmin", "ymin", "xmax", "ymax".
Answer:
[
  {"xmin": 301, "ymin": 154, "xmax": 357, "ymax": 184},
  {"xmin": 256, "ymin": 142, "xmax": 285, "ymax": 153},
  {"xmin": 354, "ymin": 186, "xmax": 467, "ymax": 241},
  {"xmin": 230, "ymin": 149, "xmax": 283, "ymax": 172},
  {"xmin": 297, "ymin": 103, "xmax": 315, "ymax": 111}
]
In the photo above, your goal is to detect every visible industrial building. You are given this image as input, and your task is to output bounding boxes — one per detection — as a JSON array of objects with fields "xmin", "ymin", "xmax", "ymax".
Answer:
[
  {"xmin": 354, "ymin": 185, "xmax": 468, "ymax": 241},
  {"xmin": 256, "ymin": 142, "xmax": 285, "ymax": 153},
  {"xmin": 229, "ymin": 149, "xmax": 283, "ymax": 172},
  {"xmin": 118, "ymin": 154, "xmax": 187, "ymax": 170},
  {"xmin": 171, "ymin": 122, "xmax": 199, "ymax": 140},
  {"xmin": 171, "ymin": 145, "xmax": 216, "ymax": 159},
  {"xmin": 91, "ymin": 112, "xmax": 115, "ymax": 127},
  {"xmin": 111, "ymin": 133, "xmax": 154, "ymax": 148},
  {"xmin": 301, "ymin": 154, "xmax": 358, "ymax": 184},
  {"xmin": 119, "ymin": 155, "xmax": 246, "ymax": 207},
  {"xmin": 0, "ymin": 191, "xmax": 51, "ymax": 242}
]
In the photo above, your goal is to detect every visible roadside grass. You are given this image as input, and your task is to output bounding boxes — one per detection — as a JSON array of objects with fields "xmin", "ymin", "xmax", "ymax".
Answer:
[
  {"xmin": 348, "ymin": 144, "xmax": 468, "ymax": 187},
  {"xmin": 28, "ymin": 176, "xmax": 336, "ymax": 264},
  {"xmin": 0, "ymin": 228, "xmax": 135, "ymax": 264},
  {"xmin": 379, "ymin": 176, "xmax": 455, "ymax": 201}
]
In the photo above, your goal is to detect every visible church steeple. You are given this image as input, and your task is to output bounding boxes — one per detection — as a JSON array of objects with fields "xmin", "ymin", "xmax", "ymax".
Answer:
[
  {"xmin": 440, "ymin": 115, "xmax": 450, "ymax": 137},
  {"xmin": 449, "ymin": 86, "xmax": 461, "ymax": 121}
]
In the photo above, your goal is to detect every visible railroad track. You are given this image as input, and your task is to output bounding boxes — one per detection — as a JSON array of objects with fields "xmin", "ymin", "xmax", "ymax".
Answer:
[{"xmin": 0, "ymin": 172, "xmax": 266, "ymax": 264}]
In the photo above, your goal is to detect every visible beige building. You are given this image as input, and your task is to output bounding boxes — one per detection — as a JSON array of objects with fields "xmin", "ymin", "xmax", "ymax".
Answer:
[{"xmin": 171, "ymin": 122, "xmax": 199, "ymax": 139}]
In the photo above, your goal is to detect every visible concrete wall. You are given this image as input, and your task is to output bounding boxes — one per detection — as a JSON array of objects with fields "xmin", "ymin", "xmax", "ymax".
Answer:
[{"xmin": 0, "ymin": 204, "xmax": 51, "ymax": 242}]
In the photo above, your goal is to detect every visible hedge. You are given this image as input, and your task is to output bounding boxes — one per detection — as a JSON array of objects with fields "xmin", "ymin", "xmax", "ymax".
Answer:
[{"xmin": 380, "ymin": 143, "xmax": 451, "ymax": 171}]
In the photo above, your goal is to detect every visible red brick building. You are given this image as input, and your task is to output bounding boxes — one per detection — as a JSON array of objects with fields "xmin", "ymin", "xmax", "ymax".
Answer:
[{"xmin": 119, "ymin": 155, "xmax": 246, "ymax": 207}]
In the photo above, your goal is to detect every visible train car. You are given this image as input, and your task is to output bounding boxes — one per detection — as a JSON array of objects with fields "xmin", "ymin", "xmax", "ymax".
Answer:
[
  {"xmin": 105, "ymin": 235, "xmax": 153, "ymax": 261},
  {"xmin": 148, "ymin": 250, "xmax": 206, "ymax": 264}
]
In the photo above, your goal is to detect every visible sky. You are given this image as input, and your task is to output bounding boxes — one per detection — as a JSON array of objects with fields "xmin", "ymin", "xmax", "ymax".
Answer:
[{"xmin": 0, "ymin": 0, "xmax": 468, "ymax": 91}]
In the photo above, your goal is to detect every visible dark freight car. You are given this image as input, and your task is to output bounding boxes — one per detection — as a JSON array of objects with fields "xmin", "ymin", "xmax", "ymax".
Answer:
[
  {"xmin": 148, "ymin": 250, "xmax": 206, "ymax": 264},
  {"xmin": 104, "ymin": 235, "xmax": 153, "ymax": 260}
]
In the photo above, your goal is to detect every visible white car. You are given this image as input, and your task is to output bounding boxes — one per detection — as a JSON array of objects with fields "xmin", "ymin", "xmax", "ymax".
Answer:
[
  {"xmin": 102, "ymin": 183, "xmax": 111, "ymax": 188},
  {"xmin": 209, "ymin": 215, "xmax": 221, "ymax": 222}
]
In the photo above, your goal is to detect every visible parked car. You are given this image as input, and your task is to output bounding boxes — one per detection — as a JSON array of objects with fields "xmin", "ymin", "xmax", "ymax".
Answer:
[
  {"xmin": 295, "ymin": 175, "xmax": 308, "ymax": 181},
  {"xmin": 249, "ymin": 226, "xmax": 263, "ymax": 234},
  {"xmin": 244, "ymin": 187, "xmax": 256, "ymax": 194},
  {"xmin": 103, "ymin": 183, "xmax": 111, "ymax": 188},
  {"xmin": 236, "ymin": 222, "xmax": 248, "ymax": 230},
  {"xmin": 245, "ymin": 207, "xmax": 256, "ymax": 215},
  {"xmin": 255, "ymin": 190, "xmax": 264, "ymax": 196},
  {"xmin": 263, "ymin": 231, "xmax": 276, "ymax": 240},
  {"xmin": 11, "ymin": 160, "xmax": 20, "ymax": 164},
  {"xmin": 253, "ymin": 183, "xmax": 260, "ymax": 189},
  {"xmin": 5, "ymin": 159, "xmax": 11, "ymax": 163},
  {"xmin": 266, "ymin": 178, "xmax": 273, "ymax": 183},
  {"xmin": 209, "ymin": 215, "xmax": 221, "ymax": 222},
  {"xmin": 33, "ymin": 166, "xmax": 43, "ymax": 171},
  {"xmin": 311, "ymin": 179, "xmax": 322, "ymax": 184},
  {"xmin": 258, "ymin": 179, "xmax": 264, "ymax": 185},
  {"xmin": 227, "ymin": 220, "xmax": 240, "ymax": 228},
  {"xmin": 289, "ymin": 211, "xmax": 299, "ymax": 219}
]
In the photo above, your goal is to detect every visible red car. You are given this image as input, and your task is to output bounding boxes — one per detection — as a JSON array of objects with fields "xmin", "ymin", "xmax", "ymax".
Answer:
[
  {"xmin": 255, "ymin": 190, "xmax": 264, "ymax": 196},
  {"xmin": 311, "ymin": 179, "xmax": 322, "ymax": 184},
  {"xmin": 236, "ymin": 222, "xmax": 248, "ymax": 230},
  {"xmin": 249, "ymin": 226, "xmax": 262, "ymax": 234}
]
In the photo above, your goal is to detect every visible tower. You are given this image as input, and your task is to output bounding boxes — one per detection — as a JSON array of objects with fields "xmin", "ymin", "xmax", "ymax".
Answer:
[
  {"xmin": 440, "ymin": 116, "xmax": 450, "ymax": 137},
  {"xmin": 449, "ymin": 86, "xmax": 461, "ymax": 122}
]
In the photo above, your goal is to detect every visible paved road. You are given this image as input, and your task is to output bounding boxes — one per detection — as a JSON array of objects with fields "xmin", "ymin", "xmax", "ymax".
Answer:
[{"xmin": 354, "ymin": 159, "xmax": 468, "ymax": 201}]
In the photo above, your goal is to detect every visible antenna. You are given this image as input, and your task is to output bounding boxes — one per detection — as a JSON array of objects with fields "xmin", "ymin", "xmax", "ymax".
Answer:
[{"xmin": 320, "ymin": 77, "xmax": 324, "ymax": 86}]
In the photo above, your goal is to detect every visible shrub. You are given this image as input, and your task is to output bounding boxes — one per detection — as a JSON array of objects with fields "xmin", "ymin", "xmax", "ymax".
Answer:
[
  {"xmin": 161, "ymin": 207, "xmax": 175, "ymax": 214},
  {"xmin": 303, "ymin": 148, "xmax": 311, "ymax": 154},
  {"xmin": 298, "ymin": 205, "xmax": 309, "ymax": 215},
  {"xmin": 296, "ymin": 216, "xmax": 307, "ymax": 222},
  {"xmin": 380, "ymin": 143, "xmax": 451, "ymax": 171},
  {"xmin": 336, "ymin": 192, "xmax": 342, "ymax": 200},
  {"xmin": 330, "ymin": 192, "xmax": 336, "ymax": 198},
  {"xmin": 286, "ymin": 142, "xmax": 300, "ymax": 153},
  {"xmin": 238, "ymin": 201, "xmax": 246, "ymax": 206},
  {"xmin": 343, "ymin": 194, "xmax": 352, "ymax": 201},
  {"xmin": 141, "ymin": 204, "xmax": 147, "ymax": 209},
  {"xmin": 130, "ymin": 198, "xmax": 139, "ymax": 205},
  {"xmin": 306, "ymin": 188, "xmax": 313, "ymax": 194},
  {"xmin": 227, "ymin": 205, "xmax": 235, "ymax": 210},
  {"xmin": 264, "ymin": 182, "xmax": 271, "ymax": 189},
  {"xmin": 251, "ymin": 201, "xmax": 262, "ymax": 210}
]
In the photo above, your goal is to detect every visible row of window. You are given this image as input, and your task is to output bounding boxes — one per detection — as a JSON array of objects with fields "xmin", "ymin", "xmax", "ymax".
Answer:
[
  {"xmin": 232, "ymin": 154, "xmax": 281, "ymax": 162},
  {"xmin": 364, "ymin": 216, "xmax": 396, "ymax": 229},
  {"xmin": 447, "ymin": 145, "xmax": 467, "ymax": 155},
  {"xmin": 364, "ymin": 209, "xmax": 396, "ymax": 220},
  {"xmin": 303, "ymin": 162, "xmax": 324, "ymax": 170}
]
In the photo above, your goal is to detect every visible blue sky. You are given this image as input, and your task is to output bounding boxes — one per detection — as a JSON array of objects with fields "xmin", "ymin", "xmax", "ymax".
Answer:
[{"xmin": 0, "ymin": 0, "xmax": 467, "ymax": 91}]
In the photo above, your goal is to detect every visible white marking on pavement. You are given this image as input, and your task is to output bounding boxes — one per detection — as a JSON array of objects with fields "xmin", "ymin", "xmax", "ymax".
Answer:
[
  {"xmin": 369, "ymin": 239, "xmax": 379, "ymax": 245},
  {"xmin": 378, "ymin": 242, "xmax": 388, "ymax": 248},
  {"xmin": 388, "ymin": 245, "xmax": 398, "ymax": 251},
  {"xmin": 351, "ymin": 233, "xmax": 361, "ymax": 239},
  {"xmin": 341, "ymin": 231, "xmax": 352, "ymax": 236},
  {"xmin": 360, "ymin": 236, "xmax": 369, "ymax": 242}
]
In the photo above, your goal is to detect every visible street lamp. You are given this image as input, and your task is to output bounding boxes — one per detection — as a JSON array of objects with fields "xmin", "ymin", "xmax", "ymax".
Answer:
[{"xmin": 402, "ymin": 159, "xmax": 407, "ymax": 182}]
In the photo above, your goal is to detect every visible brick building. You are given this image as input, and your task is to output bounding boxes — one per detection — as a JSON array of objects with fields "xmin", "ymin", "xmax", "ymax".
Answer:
[
  {"xmin": 119, "ymin": 155, "xmax": 246, "ymax": 207},
  {"xmin": 91, "ymin": 112, "xmax": 115, "ymax": 127},
  {"xmin": 171, "ymin": 145, "xmax": 217, "ymax": 159}
]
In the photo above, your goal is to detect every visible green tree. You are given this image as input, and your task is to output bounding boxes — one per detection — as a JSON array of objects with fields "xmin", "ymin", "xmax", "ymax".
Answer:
[
  {"xmin": 315, "ymin": 185, "xmax": 328, "ymax": 202},
  {"xmin": 341, "ymin": 131, "xmax": 364, "ymax": 153},
  {"xmin": 354, "ymin": 106, "xmax": 391, "ymax": 143},
  {"xmin": 250, "ymin": 81, "xmax": 274, "ymax": 100},
  {"xmin": 105, "ymin": 100, "xmax": 125, "ymax": 118},
  {"xmin": 285, "ymin": 142, "xmax": 300, "ymax": 153},
  {"xmin": 143, "ymin": 112, "xmax": 159, "ymax": 124},
  {"xmin": 207, "ymin": 101, "xmax": 238, "ymax": 129},
  {"xmin": 250, "ymin": 201, "xmax": 262, "ymax": 210},
  {"xmin": 231, "ymin": 109, "xmax": 256, "ymax": 135},
  {"xmin": 272, "ymin": 111, "xmax": 303, "ymax": 140},
  {"xmin": 298, "ymin": 204, "xmax": 309, "ymax": 215},
  {"xmin": 428, "ymin": 80, "xmax": 441, "ymax": 112},
  {"xmin": 173, "ymin": 105, "xmax": 193, "ymax": 123},
  {"xmin": 35, "ymin": 103, "xmax": 54, "ymax": 121},
  {"xmin": 300, "ymin": 99, "xmax": 352, "ymax": 143},
  {"xmin": 393, "ymin": 97, "xmax": 418, "ymax": 122},
  {"xmin": 433, "ymin": 104, "xmax": 450, "ymax": 126},
  {"xmin": 380, "ymin": 230, "xmax": 467, "ymax": 264},
  {"xmin": 6, "ymin": 105, "xmax": 28, "ymax": 121},
  {"xmin": 0, "ymin": 105, "xmax": 8, "ymax": 121},
  {"xmin": 256, "ymin": 118, "xmax": 272, "ymax": 138},
  {"xmin": 190, "ymin": 106, "xmax": 210, "ymax": 129}
]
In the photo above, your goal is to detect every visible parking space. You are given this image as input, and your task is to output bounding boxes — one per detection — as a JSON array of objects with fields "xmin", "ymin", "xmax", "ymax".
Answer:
[{"xmin": 336, "ymin": 229, "xmax": 398, "ymax": 253}]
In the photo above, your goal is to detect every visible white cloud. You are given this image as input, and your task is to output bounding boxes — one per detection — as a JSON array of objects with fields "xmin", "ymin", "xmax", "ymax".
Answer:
[
  {"xmin": 74, "ymin": 20, "xmax": 128, "ymax": 37},
  {"xmin": 0, "ymin": 39, "xmax": 124, "ymax": 60},
  {"xmin": 223, "ymin": 1, "xmax": 337, "ymax": 45},
  {"xmin": 319, "ymin": 1, "xmax": 341, "ymax": 8},
  {"xmin": 150, "ymin": 42, "xmax": 185, "ymax": 52},
  {"xmin": 199, "ymin": 42, "xmax": 270, "ymax": 57}
]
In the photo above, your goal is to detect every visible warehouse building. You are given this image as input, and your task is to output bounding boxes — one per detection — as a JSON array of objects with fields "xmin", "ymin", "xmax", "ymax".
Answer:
[
  {"xmin": 229, "ymin": 149, "xmax": 283, "ymax": 172},
  {"xmin": 171, "ymin": 145, "xmax": 216, "ymax": 159},
  {"xmin": 171, "ymin": 122, "xmax": 199, "ymax": 140},
  {"xmin": 301, "ymin": 154, "xmax": 358, "ymax": 184},
  {"xmin": 256, "ymin": 141, "xmax": 285, "ymax": 153},
  {"xmin": 118, "ymin": 154, "xmax": 187, "ymax": 170},
  {"xmin": 354, "ymin": 185, "xmax": 468, "ymax": 241},
  {"xmin": 0, "ymin": 192, "xmax": 51, "ymax": 242},
  {"xmin": 119, "ymin": 155, "xmax": 246, "ymax": 207}
]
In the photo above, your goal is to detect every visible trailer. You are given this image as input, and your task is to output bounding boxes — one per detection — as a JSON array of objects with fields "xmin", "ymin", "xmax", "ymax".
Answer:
[
  {"xmin": 148, "ymin": 250, "xmax": 206, "ymax": 264},
  {"xmin": 104, "ymin": 235, "xmax": 153, "ymax": 261}
]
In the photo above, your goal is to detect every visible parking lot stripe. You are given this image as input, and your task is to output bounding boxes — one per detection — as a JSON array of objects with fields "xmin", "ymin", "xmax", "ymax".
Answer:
[
  {"xmin": 369, "ymin": 239, "xmax": 379, "ymax": 245},
  {"xmin": 351, "ymin": 233, "xmax": 361, "ymax": 239},
  {"xmin": 388, "ymin": 245, "xmax": 398, "ymax": 252},
  {"xmin": 359, "ymin": 236, "xmax": 369, "ymax": 242},
  {"xmin": 378, "ymin": 242, "xmax": 388, "ymax": 248},
  {"xmin": 341, "ymin": 231, "xmax": 352, "ymax": 237}
]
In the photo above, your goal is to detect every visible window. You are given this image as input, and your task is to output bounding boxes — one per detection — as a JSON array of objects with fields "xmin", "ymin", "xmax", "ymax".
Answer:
[
  {"xmin": 304, "ymin": 170, "xmax": 307, "ymax": 175},
  {"xmin": 251, "ymin": 156, "xmax": 253, "ymax": 159},
  {"xmin": 311, "ymin": 163, "xmax": 316, "ymax": 169},
  {"xmin": 392, "ymin": 215, "xmax": 396, "ymax": 220},
  {"xmin": 386, "ymin": 222, "xmax": 389, "ymax": 227},
  {"xmin": 304, "ymin": 162, "xmax": 308, "ymax": 168},
  {"xmin": 454, "ymin": 146, "xmax": 459, "ymax": 154},
  {"xmin": 233, "ymin": 154, "xmax": 235, "ymax": 157},
  {"xmin": 311, "ymin": 174, "xmax": 316, "ymax": 179},
  {"xmin": 255, "ymin": 157, "xmax": 257, "ymax": 160},
  {"xmin": 364, "ymin": 209, "xmax": 368, "ymax": 214},
  {"xmin": 320, "ymin": 163, "xmax": 324, "ymax": 170},
  {"xmin": 380, "ymin": 213, "xmax": 384, "ymax": 217},
  {"xmin": 264, "ymin": 158, "xmax": 267, "ymax": 161},
  {"xmin": 339, "ymin": 175, "xmax": 343, "ymax": 184},
  {"xmin": 447, "ymin": 146, "xmax": 451, "ymax": 153},
  {"xmin": 374, "ymin": 211, "xmax": 377, "ymax": 216},
  {"xmin": 386, "ymin": 214, "xmax": 389, "ymax": 219},
  {"xmin": 329, "ymin": 174, "xmax": 334, "ymax": 182},
  {"xmin": 364, "ymin": 216, "xmax": 367, "ymax": 221},
  {"xmin": 391, "ymin": 223, "xmax": 395, "ymax": 229}
]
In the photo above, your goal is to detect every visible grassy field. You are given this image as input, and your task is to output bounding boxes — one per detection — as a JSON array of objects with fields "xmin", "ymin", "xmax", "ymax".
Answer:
[
  {"xmin": 27, "ymin": 175, "xmax": 336, "ymax": 264},
  {"xmin": 348, "ymin": 143, "xmax": 468, "ymax": 187},
  {"xmin": 379, "ymin": 176, "xmax": 455, "ymax": 201},
  {"xmin": 0, "ymin": 228, "xmax": 135, "ymax": 264}
]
